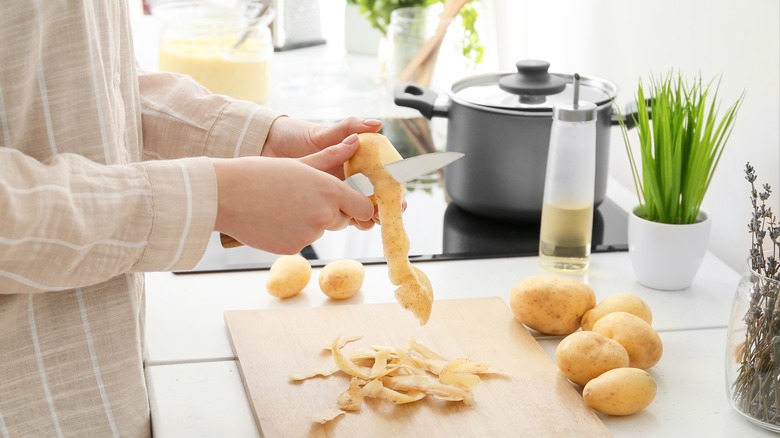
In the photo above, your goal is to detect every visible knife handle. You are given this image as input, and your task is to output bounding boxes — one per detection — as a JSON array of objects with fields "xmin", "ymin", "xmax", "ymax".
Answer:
[{"xmin": 220, "ymin": 233, "xmax": 244, "ymax": 248}]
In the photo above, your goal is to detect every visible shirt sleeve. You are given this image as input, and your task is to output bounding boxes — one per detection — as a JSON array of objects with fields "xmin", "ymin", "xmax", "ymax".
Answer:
[
  {"xmin": 137, "ymin": 69, "xmax": 284, "ymax": 160},
  {"xmin": 0, "ymin": 147, "xmax": 217, "ymax": 293}
]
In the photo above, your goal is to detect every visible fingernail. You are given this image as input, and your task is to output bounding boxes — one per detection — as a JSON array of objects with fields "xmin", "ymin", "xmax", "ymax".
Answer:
[
  {"xmin": 344, "ymin": 133, "xmax": 359, "ymax": 145},
  {"xmin": 362, "ymin": 118, "xmax": 382, "ymax": 127}
]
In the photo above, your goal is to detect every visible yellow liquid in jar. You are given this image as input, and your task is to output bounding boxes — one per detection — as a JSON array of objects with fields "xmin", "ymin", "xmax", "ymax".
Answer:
[
  {"xmin": 539, "ymin": 203, "xmax": 593, "ymax": 273},
  {"xmin": 159, "ymin": 36, "xmax": 269, "ymax": 103}
]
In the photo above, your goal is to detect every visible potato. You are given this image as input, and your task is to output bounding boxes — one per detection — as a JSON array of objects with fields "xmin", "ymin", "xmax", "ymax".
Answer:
[
  {"xmin": 581, "ymin": 293, "xmax": 653, "ymax": 331},
  {"xmin": 509, "ymin": 275, "xmax": 596, "ymax": 335},
  {"xmin": 354, "ymin": 133, "xmax": 403, "ymax": 167},
  {"xmin": 319, "ymin": 259, "xmax": 365, "ymax": 300},
  {"xmin": 582, "ymin": 367, "xmax": 657, "ymax": 415},
  {"xmin": 343, "ymin": 133, "xmax": 403, "ymax": 205},
  {"xmin": 555, "ymin": 331, "xmax": 629, "ymax": 387},
  {"xmin": 266, "ymin": 255, "xmax": 312, "ymax": 298},
  {"xmin": 592, "ymin": 312, "xmax": 663, "ymax": 369}
]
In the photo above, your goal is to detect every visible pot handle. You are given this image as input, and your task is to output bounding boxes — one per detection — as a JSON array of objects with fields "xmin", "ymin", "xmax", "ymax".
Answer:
[
  {"xmin": 393, "ymin": 83, "xmax": 449, "ymax": 119},
  {"xmin": 610, "ymin": 98, "xmax": 653, "ymax": 130}
]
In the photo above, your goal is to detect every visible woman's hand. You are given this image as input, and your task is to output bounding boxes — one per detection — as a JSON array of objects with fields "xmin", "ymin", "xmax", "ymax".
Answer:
[
  {"xmin": 212, "ymin": 134, "xmax": 375, "ymax": 254},
  {"xmin": 261, "ymin": 116, "xmax": 383, "ymax": 178}
]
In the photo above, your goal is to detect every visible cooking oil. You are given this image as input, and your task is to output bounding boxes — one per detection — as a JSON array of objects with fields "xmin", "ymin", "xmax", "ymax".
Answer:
[{"xmin": 539, "ymin": 203, "xmax": 593, "ymax": 272}]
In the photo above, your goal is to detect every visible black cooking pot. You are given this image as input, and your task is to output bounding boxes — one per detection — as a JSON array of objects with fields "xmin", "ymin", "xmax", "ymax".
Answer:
[{"xmin": 394, "ymin": 59, "xmax": 636, "ymax": 221}]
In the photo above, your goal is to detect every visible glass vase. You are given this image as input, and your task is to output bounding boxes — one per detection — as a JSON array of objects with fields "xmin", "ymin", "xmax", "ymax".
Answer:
[
  {"xmin": 383, "ymin": 4, "xmax": 465, "ymax": 94},
  {"xmin": 726, "ymin": 261, "xmax": 780, "ymax": 432}
]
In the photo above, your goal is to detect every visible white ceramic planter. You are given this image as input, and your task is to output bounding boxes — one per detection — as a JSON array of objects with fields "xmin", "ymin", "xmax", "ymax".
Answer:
[{"xmin": 627, "ymin": 207, "xmax": 712, "ymax": 290}]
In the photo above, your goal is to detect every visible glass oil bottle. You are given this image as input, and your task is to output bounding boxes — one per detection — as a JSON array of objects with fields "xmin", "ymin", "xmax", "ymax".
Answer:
[{"xmin": 539, "ymin": 74, "xmax": 597, "ymax": 273}]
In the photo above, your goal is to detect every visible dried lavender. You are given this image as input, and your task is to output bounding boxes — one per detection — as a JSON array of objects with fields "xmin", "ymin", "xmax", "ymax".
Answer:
[
  {"xmin": 745, "ymin": 162, "xmax": 780, "ymax": 279},
  {"xmin": 732, "ymin": 162, "xmax": 780, "ymax": 425}
]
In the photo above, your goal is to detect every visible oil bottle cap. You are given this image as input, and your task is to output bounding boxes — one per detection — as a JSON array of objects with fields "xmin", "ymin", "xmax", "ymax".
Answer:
[{"xmin": 553, "ymin": 73, "xmax": 597, "ymax": 122}]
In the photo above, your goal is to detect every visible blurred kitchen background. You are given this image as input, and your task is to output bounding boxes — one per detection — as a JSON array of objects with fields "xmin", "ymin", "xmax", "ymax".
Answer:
[{"xmin": 131, "ymin": 0, "xmax": 779, "ymax": 274}]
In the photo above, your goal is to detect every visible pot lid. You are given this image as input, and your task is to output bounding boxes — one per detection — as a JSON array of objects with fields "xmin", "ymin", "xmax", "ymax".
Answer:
[{"xmin": 451, "ymin": 60, "xmax": 617, "ymax": 112}]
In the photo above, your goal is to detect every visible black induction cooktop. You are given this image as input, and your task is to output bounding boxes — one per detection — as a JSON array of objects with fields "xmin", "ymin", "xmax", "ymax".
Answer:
[{"xmin": 178, "ymin": 118, "xmax": 628, "ymax": 274}]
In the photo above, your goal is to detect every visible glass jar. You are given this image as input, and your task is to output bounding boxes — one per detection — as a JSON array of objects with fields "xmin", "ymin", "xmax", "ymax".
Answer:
[
  {"xmin": 383, "ymin": 4, "xmax": 464, "ymax": 93},
  {"xmin": 152, "ymin": 1, "xmax": 273, "ymax": 104},
  {"xmin": 726, "ymin": 260, "xmax": 780, "ymax": 432}
]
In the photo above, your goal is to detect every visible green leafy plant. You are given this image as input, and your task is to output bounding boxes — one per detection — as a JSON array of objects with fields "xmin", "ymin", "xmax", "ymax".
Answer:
[
  {"xmin": 618, "ymin": 71, "xmax": 744, "ymax": 224},
  {"xmin": 347, "ymin": 0, "xmax": 483, "ymax": 64}
]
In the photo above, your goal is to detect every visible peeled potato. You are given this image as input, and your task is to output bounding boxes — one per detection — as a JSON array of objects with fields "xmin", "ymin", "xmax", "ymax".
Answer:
[
  {"xmin": 319, "ymin": 259, "xmax": 365, "ymax": 300},
  {"xmin": 344, "ymin": 132, "xmax": 403, "ymax": 205},
  {"xmin": 592, "ymin": 311, "xmax": 663, "ymax": 369},
  {"xmin": 266, "ymin": 255, "xmax": 311, "ymax": 298},
  {"xmin": 581, "ymin": 293, "xmax": 653, "ymax": 331},
  {"xmin": 582, "ymin": 367, "xmax": 657, "ymax": 416},
  {"xmin": 346, "ymin": 133, "xmax": 402, "ymax": 171},
  {"xmin": 555, "ymin": 331, "xmax": 629, "ymax": 387},
  {"xmin": 509, "ymin": 275, "xmax": 596, "ymax": 335}
]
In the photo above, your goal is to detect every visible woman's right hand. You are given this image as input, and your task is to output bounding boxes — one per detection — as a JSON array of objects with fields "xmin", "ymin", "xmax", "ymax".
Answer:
[{"xmin": 211, "ymin": 134, "xmax": 374, "ymax": 254}]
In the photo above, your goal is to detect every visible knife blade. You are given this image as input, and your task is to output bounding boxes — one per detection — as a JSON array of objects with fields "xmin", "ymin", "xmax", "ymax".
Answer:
[{"xmin": 344, "ymin": 151, "xmax": 464, "ymax": 196}]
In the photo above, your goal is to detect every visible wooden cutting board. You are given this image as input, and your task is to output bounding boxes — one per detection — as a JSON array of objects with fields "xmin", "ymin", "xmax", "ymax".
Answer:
[{"xmin": 225, "ymin": 297, "xmax": 610, "ymax": 438}]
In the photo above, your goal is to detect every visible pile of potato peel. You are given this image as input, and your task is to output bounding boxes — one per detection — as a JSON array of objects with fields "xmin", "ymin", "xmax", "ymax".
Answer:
[{"xmin": 289, "ymin": 336, "xmax": 506, "ymax": 424}]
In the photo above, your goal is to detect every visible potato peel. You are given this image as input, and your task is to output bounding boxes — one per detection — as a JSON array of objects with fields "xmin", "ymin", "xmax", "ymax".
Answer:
[
  {"xmin": 345, "ymin": 133, "xmax": 433, "ymax": 325},
  {"xmin": 440, "ymin": 359, "xmax": 481, "ymax": 389},
  {"xmin": 409, "ymin": 337, "xmax": 445, "ymax": 361},
  {"xmin": 301, "ymin": 336, "xmax": 499, "ymax": 424},
  {"xmin": 361, "ymin": 378, "xmax": 384, "ymax": 398},
  {"xmin": 382, "ymin": 375, "xmax": 468, "ymax": 400},
  {"xmin": 373, "ymin": 387, "xmax": 426, "ymax": 404},
  {"xmin": 308, "ymin": 407, "xmax": 344, "ymax": 424},
  {"xmin": 322, "ymin": 335, "xmax": 363, "ymax": 351},
  {"xmin": 331, "ymin": 337, "xmax": 372, "ymax": 380},
  {"xmin": 288, "ymin": 366, "xmax": 341, "ymax": 382},
  {"xmin": 337, "ymin": 377, "xmax": 364, "ymax": 412},
  {"xmin": 368, "ymin": 348, "xmax": 391, "ymax": 379}
]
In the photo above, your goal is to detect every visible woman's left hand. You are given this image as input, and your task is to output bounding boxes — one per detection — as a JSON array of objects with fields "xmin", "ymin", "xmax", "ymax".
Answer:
[{"xmin": 261, "ymin": 116, "xmax": 383, "ymax": 179}]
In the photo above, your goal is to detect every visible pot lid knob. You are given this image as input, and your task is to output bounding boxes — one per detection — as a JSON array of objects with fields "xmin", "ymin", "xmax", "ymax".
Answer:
[{"xmin": 499, "ymin": 60, "xmax": 567, "ymax": 96}]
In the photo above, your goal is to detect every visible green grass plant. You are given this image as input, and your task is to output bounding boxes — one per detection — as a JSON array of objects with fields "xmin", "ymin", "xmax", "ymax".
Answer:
[{"xmin": 618, "ymin": 72, "xmax": 743, "ymax": 224}]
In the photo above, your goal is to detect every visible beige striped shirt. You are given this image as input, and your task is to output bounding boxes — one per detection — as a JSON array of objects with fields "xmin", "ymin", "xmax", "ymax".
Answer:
[{"xmin": 0, "ymin": 1, "xmax": 280, "ymax": 435}]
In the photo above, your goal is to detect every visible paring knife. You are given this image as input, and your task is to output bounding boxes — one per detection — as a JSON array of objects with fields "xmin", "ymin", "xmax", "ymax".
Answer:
[
  {"xmin": 343, "ymin": 151, "xmax": 464, "ymax": 196},
  {"xmin": 220, "ymin": 151, "xmax": 464, "ymax": 248}
]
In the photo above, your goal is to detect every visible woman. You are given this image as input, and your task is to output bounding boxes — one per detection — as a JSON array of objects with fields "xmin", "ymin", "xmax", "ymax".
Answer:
[{"xmin": 0, "ymin": 2, "xmax": 380, "ymax": 435}]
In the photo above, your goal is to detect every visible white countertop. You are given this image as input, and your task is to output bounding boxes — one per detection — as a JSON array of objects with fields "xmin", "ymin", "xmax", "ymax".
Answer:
[
  {"xmin": 143, "ymin": 250, "xmax": 772, "ymax": 437},
  {"xmin": 132, "ymin": 14, "xmax": 773, "ymax": 438}
]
